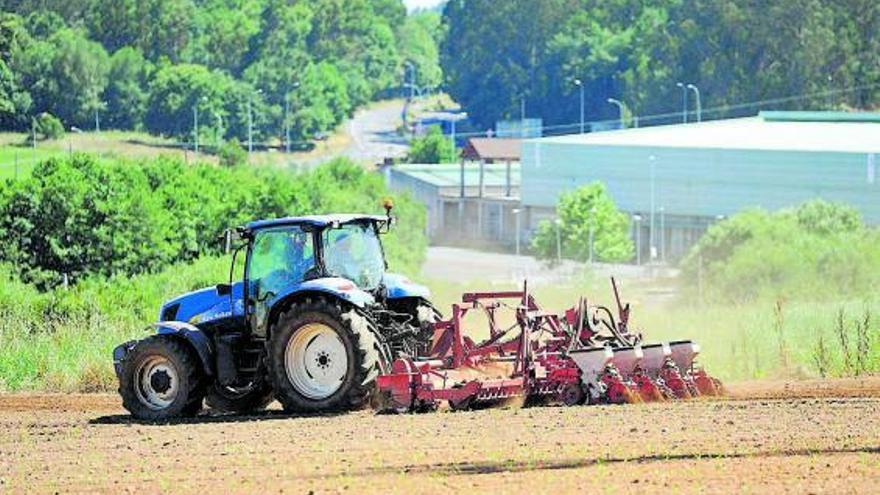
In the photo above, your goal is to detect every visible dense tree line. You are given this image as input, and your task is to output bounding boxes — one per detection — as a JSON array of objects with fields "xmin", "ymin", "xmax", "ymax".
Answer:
[
  {"xmin": 441, "ymin": 0, "xmax": 880, "ymax": 130},
  {"xmin": 0, "ymin": 1, "xmax": 444, "ymax": 144},
  {"xmin": 0, "ymin": 154, "xmax": 426, "ymax": 289}
]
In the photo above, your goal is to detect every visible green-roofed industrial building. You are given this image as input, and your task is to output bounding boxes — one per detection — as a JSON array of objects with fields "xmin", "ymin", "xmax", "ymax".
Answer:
[{"xmin": 521, "ymin": 111, "xmax": 880, "ymax": 261}]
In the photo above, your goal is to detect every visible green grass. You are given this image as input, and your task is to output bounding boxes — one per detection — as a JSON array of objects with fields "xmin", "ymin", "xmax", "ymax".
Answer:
[
  {"xmin": 1, "ymin": 260, "xmax": 877, "ymax": 393},
  {"xmin": 0, "ymin": 146, "xmax": 63, "ymax": 180}
]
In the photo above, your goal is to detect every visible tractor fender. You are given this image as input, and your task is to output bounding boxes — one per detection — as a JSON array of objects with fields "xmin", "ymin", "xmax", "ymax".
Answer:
[
  {"xmin": 268, "ymin": 277, "xmax": 376, "ymax": 310},
  {"xmin": 151, "ymin": 321, "xmax": 215, "ymax": 377},
  {"xmin": 382, "ymin": 273, "xmax": 430, "ymax": 300}
]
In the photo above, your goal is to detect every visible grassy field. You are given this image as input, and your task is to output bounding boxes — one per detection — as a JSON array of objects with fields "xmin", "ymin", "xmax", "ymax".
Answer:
[{"xmin": 1, "ymin": 256, "xmax": 877, "ymax": 393}]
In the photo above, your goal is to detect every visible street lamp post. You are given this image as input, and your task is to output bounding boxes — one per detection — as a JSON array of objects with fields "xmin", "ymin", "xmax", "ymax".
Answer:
[
  {"xmin": 676, "ymin": 82, "xmax": 688, "ymax": 123},
  {"xmin": 588, "ymin": 206, "xmax": 595, "ymax": 264},
  {"xmin": 686, "ymin": 84, "xmax": 702, "ymax": 122},
  {"xmin": 520, "ymin": 95, "xmax": 526, "ymax": 137},
  {"xmin": 285, "ymin": 82, "xmax": 300, "ymax": 154},
  {"xmin": 512, "ymin": 208, "xmax": 522, "ymax": 256},
  {"xmin": 555, "ymin": 218, "xmax": 563, "ymax": 263},
  {"xmin": 633, "ymin": 214, "xmax": 643, "ymax": 265},
  {"xmin": 649, "ymin": 155, "xmax": 656, "ymax": 261},
  {"xmin": 193, "ymin": 105, "xmax": 199, "ymax": 153},
  {"xmin": 607, "ymin": 98, "xmax": 624, "ymax": 129},
  {"xmin": 659, "ymin": 206, "xmax": 666, "ymax": 263},
  {"xmin": 247, "ymin": 89, "xmax": 262, "ymax": 155},
  {"xmin": 574, "ymin": 79, "xmax": 585, "ymax": 134}
]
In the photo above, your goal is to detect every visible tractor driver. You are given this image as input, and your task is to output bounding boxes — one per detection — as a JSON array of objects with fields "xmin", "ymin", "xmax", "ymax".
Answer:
[{"xmin": 252, "ymin": 229, "xmax": 314, "ymax": 300}]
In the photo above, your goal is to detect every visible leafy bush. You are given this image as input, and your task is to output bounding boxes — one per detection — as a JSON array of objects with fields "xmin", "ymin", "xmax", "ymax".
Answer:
[
  {"xmin": 218, "ymin": 138, "xmax": 246, "ymax": 167},
  {"xmin": 407, "ymin": 125, "xmax": 455, "ymax": 164},
  {"xmin": 531, "ymin": 182, "xmax": 633, "ymax": 262},
  {"xmin": 35, "ymin": 112, "xmax": 64, "ymax": 139},
  {"xmin": 681, "ymin": 200, "xmax": 880, "ymax": 302},
  {"xmin": 0, "ymin": 154, "xmax": 426, "ymax": 289}
]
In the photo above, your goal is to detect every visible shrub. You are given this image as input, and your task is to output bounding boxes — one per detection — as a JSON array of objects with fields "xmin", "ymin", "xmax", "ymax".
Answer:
[
  {"xmin": 681, "ymin": 199, "xmax": 880, "ymax": 302},
  {"xmin": 35, "ymin": 112, "xmax": 64, "ymax": 140},
  {"xmin": 531, "ymin": 182, "xmax": 633, "ymax": 262},
  {"xmin": 218, "ymin": 138, "xmax": 246, "ymax": 167},
  {"xmin": 407, "ymin": 125, "xmax": 455, "ymax": 163},
  {"xmin": 0, "ymin": 154, "xmax": 427, "ymax": 289}
]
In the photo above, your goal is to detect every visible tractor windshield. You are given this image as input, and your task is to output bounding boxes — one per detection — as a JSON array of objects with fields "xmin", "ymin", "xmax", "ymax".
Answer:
[{"xmin": 322, "ymin": 222, "xmax": 385, "ymax": 290}]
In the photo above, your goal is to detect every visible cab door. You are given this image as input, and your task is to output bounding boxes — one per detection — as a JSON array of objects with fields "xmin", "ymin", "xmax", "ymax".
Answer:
[{"xmin": 244, "ymin": 226, "xmax": 315, "ymax": 338}]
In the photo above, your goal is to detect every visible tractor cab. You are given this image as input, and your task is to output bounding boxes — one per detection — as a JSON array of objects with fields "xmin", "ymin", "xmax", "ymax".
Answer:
[{"xmin": 238, "ymin": 213, "xmax": 421, "ymax": 337}]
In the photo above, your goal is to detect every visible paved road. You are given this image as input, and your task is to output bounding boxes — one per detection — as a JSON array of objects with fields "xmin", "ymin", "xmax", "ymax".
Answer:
[{"xmin": 345, "ymin": 100, "xmax": 410, "ymax": 163}]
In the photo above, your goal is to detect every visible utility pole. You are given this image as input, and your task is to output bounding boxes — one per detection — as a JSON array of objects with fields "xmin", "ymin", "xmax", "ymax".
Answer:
[
  {"xmin": 676, "ymin": 82, "xmax": 688, "ymax": 123},
  {"xmin": 94, "ymin": 108, "xmax": 100, "ymax": 132},
  {"xmin": 520, "ymin": 96, "xmax": 526, "ymax": 137},
  {"xmin": 574, "ymin": 79, "xmax": 585, "ymax": 133},
  {"xmin": 687, "ymin": 84, "xmax": 702, "ymax": 122}
]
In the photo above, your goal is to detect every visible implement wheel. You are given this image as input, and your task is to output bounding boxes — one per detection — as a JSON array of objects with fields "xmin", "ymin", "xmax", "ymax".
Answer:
[
  {"xmin": 119, "ymin": 335, "xmax": 205, "ymax": 420},
  {"xmin": 269, "ymin": 297, "xmax": 382, "ymax": 413}
]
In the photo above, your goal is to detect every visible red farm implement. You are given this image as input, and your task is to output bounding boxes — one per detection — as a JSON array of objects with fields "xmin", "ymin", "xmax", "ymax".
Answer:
[{"xmin": 375, "ymin": 279, "xmax": 723, "ymax": 413}]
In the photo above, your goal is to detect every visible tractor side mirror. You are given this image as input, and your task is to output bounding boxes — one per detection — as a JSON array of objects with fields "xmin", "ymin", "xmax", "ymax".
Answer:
[{"xmin": 216, "ymin": 283, "xmax": 232, "ymax": 296}]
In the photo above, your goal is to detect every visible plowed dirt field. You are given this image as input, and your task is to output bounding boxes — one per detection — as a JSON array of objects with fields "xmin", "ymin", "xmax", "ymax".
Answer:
[{"xmin": 1, "ymin": 377, "xmax": 878, "ymax": 494}]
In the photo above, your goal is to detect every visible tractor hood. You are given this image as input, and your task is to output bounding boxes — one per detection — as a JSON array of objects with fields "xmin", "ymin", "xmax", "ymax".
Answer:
[
  {"xmin": 158, "ymin": 282, "xmax": 245, "ymax": 326},
  {"xmin": 382, "ymin": 273, "xmax": 430, "ymax": 300}
]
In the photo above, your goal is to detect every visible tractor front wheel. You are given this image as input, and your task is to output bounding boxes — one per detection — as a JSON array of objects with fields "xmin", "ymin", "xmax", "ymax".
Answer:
[
  {"xmin": 269, "ymin": 297, "xmax": 381, "ymax": 413},
  {"xmin": 119, "ymin": 335, "xmax": 206, "ymax": 420}
]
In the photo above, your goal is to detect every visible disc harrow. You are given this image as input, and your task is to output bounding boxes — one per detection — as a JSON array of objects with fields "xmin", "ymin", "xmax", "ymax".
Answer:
[{"xmin": 375, "ymin": 278, "xmax": 723, "ymax": 412}]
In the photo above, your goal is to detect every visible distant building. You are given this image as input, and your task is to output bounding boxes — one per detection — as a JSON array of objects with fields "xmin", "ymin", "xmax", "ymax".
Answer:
[
  {"xmin": 385, "ymin": 138, "xmax": 521, "ymax": 246},
  {"xmin": 521, "ymin": 111, "xmax": 880, "ymax": 261}
]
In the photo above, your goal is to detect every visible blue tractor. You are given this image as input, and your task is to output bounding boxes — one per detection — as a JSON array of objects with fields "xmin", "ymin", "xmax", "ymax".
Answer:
[{"xmin": 113, "ymin": 206, "xmax": 436, "ymax": 420}]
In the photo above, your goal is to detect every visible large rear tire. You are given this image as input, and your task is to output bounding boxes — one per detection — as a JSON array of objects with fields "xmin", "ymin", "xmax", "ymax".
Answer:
[
  {"xmin": 269, "ymin": 297, "xmax": 381, "ymax": 413},
  {"xmin": 119, "ymin": 335, "xmax": 205, "ymax": 421}
]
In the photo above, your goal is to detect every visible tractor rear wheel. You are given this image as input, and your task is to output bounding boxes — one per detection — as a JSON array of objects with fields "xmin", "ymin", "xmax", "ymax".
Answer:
[
  {"xmin": 269, "ymin": 297, "xmax": 381, "ymax": 413},
  {"xmin": 119, "ymin": 335, "xmax": 205, "ymax": 420}
]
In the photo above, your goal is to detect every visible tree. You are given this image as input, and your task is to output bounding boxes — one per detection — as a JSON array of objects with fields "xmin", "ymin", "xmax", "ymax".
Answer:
[
  {"xmin": 35, "ymin": 111, "xmax": 63, "ymax": 139},
  {"xmin": 407, "ymin": 125, "xmax": 454, "ymax": 163},
  {"xmin": 144, "ymin": 63, "xmax": 262, "ymax": 141},
  {"xmin": 218, "ymin": 138, "xmax": 246, "ymax": 167},
  {"xmin": 39, "ymin": 28, "xmax": 110, "ymax": 128},
  {"xmin": 398, "ymin": 12, "xmax": 443, "ymax": 89},
  {"xmin": 531, "ymin": 182, "xmax": 632, "ymax": 262},
  {"xmin": 104, "ymin": 47, "xmax": 151, "ymax": 129}
]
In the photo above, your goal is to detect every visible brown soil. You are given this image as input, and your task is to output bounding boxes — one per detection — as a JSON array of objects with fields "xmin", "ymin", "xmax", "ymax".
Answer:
[{"xmin": 1, "ymin": 377, "xmax": 878, "ymax": 494}]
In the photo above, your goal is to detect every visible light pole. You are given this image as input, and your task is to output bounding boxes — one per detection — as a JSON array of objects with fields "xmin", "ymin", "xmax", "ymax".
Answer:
[
  {"xmin": 659, "ymin": 206, "xmax": 666, "ymax": 263},
  {"xmin": 285, "ymin": 82, "xmax": 300, "ymax": 153},
  {"xmin": 632, "ymin": 214, "xmax": 643, "ymax": 265},
  {"xmin": 520, "ymin": 95, "xmax": 526, "ymax": 137},
  {"xmin": 512, "ymin": 208, "xmax": 521, "ymax": 256},
  {"xmin": 248, "ymin": 89, "xmax": 262, "ymax": 154},
  {"xmin": 193, "ymin": 105, "xmax": 198, "ymax": 153},
  {"xmin": 94, "ymin": 101, "xmax": 105, "ymax": 133},
  {"xmin": 588, "ymin": 206, "xmax": 595, "ymax": 263},
  {"xmin": 676, "ymin": 82, "xmax": 688, "ymax": 123},
  {"xmin": 686, "ymin": 84, "xmax": 701, "ymax": 122},
  {"xmin": 555, "ymin": 218, "xmax": 563, "ymax": 263},
  {"xmin": 404, "ymin": 61, "xmax": 415, "ymax": 101},
  {"xmin": 607, "ymin": 98, "xmax": 624, "ymax": 129},
  {"xmin": 649, "ymin": 155, "xmax": 656, "ymax": 262},
  {"xmin": 574, "ymin": 79, "xmax": 585, "ymax": 134}
]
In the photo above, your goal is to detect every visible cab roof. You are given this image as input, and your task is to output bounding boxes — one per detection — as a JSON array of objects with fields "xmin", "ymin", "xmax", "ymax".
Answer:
[{"xmin": 244, "ymin": 214, "xmax": 387, "ymax": 232}]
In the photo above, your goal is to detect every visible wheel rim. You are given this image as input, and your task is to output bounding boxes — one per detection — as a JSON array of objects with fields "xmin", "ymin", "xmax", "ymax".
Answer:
[
  {"xmin": 134, "ymin": 355, "xmax": 180, "ymax": 411},
  {"xmin": 285, "ymin": 323, "xmax": 348, "ymax": 400}
]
